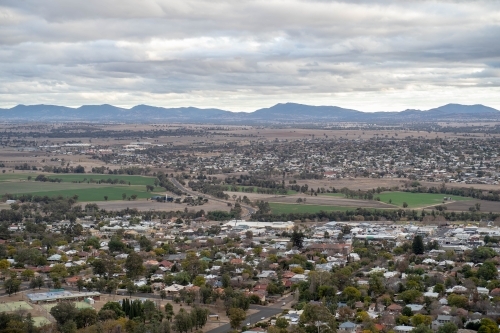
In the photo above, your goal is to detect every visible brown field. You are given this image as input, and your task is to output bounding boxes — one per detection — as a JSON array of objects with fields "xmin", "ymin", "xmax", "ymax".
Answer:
[
  {"xmin": 82, "ymin": 200, "xmax": 231, "ymax": 213},
  {"xmin": 444, "ymin": 199, "xmax": 500, "ymax": 213}
]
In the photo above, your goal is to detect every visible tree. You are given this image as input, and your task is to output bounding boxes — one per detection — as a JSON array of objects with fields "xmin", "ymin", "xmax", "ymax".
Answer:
[
  {"xmin": 399, "ymin": 289, "xmax": 422, "ymax": 303},
  {"xmin": 74, "ymin": 308, "xmax": 97, "ymax": 328},
  {"xmin": 228, "ymin": 307, "xmax": 247, "ymax": 329},
  {"xmin": 342, "ymin": 286, "xmax": 361, "ymax": 301},
  {"xmin": 447, "ymin": 294, "xmax": 468, "ymax": 308},
  {"xmin": 403, "ymin": 202, "xmax": 409, "ymax": 208},
  {"xmin": 412, "ymin": 324, "xmax": 433, "ymax": 333},
  {"xmin": 104, "ymin": 196, "xmax": 108, "ymax": 201},
  {"xmin": 126, "ymin": 282, "xmax": 137, "ymax": 297},
  {"xmin": 411, "ymin": 314, "xmax": 432, "ymax": 327},
  {"xmin": 99, "ymin": 301, "xmax": 125, "ymax": 318},
  {"xmin": 478, "ymin": 318, "xmax": 499, "ymax": 333},
  {"xmin": 4, "ymin": 278, "xmax": 21, "ymax": 296},
  {"xmin": 412, "ymin": 235, "xmax": 424, "ymax": 255},
  {"xmin": 0, "ymin": 259, "xmax": 10, "ymax": 270},
  {"xmin": 76, "ymin": 278, "xmax": 85, "ymax": 292},
  {"xmin": 21, "ymin": 269, "xmax": 35, "ymax": 281},
  {"xmin": 477, "ymin": 261, "xmax": 497, "ymax": 280},
  {"xmin": 438, "ymin": 322, "xmax": 458, "ymax": 333},
  {"xmin": 125, "ymin": 252, "xmax": 145, "ymax": 279},
  {"xmin": 122, "ymin": 193, "xmax": 127, "ymax": 200},
  {"xmin": 174, "ymin": 308, "xmax": 192, "ymax": 333},
  {"xmin": 402, "ymin": 306, "xmax": 413, "ymax": 317},
  {"xmin": 291, "ymin": 227, "xmax": 304, "ymax": 249},
  {"xmin": 165, "ymin": 303, "xmax": 174, "ymax": 322},
  {"xmin": 91, "ymin": 259, "xmax": 107, "ymax": 277},
  {"xmin": 160, "ymin": 290, "xmax": 167, "ymax": 301},
  {"xmin": 276, "ymin": 317, "xmax": 289, "ymax": 329},
  {"xmin": 50, "ymin": 302, "xmax": 78, "ymax": 326},
  {"xmin": 221, "ymin": 273, "xmax": 231, "ymax": 288},
  {"xmin": 193, "ymin": 275, "xmax": 206, "ymax": 287}
]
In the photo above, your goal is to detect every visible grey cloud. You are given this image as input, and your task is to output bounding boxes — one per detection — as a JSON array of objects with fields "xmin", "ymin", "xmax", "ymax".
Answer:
[{"xmin": 0, "ymin": 0, "xmax": 499, "ymax": 110}]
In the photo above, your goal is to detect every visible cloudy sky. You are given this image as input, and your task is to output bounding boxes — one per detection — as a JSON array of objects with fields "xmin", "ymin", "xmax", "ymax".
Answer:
[{"xmin": 1, "ymin": 0, "xmax": 499, "ymax": 111}]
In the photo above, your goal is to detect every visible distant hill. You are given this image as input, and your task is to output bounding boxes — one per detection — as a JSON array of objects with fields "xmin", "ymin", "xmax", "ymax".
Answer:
[{"xmin": 0, "ymin": 103, "xmax": 498, "ymax": 123}]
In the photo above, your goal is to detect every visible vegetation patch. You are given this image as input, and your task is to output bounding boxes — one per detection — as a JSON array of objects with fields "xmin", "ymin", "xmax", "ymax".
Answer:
[{"xmin": 378, "ymin": 191, "xmax": 469, "ymax": 208}]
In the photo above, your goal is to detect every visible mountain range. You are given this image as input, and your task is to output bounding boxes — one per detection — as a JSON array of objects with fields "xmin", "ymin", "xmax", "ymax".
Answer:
[{"xmin": 0, "ymin": 103, "xmax": 499, "ymax": 124}]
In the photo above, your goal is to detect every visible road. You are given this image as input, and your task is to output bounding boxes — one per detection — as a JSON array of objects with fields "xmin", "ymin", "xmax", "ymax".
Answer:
[
  {"xmin": 169, "ymin": 178, "xmax": 256, "ymax": 218},
  {"xmin": 206, "ymin": 305, "xmax": 283, "ymax": 333}
]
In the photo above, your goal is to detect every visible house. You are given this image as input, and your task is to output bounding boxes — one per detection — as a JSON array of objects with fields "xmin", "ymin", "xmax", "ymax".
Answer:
[
  {"xmin": 387, "ymin": 303, "xmax": 403, "ymax": 313},
  {"xmin": 338, "ymin": 321, "xmax": 356, "ymax": 333},
  {"xmin": 394, "ymin": 326, "xmax": 414, "ymax": 333},
  {"xmin": 432, "ymin": 315, "xmax": 453, "ymax": 330}
]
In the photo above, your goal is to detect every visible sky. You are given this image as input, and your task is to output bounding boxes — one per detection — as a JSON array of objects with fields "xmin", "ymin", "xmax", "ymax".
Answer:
[{"xmin": 0, "ymin": 0, "xmax": 499, "ymax": 112}]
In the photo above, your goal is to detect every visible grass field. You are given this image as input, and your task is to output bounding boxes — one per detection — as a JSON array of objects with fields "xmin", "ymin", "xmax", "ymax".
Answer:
[
  {"xmin": 0, "ymin": 176, "xmax": 164, "ymax": 201},
  {"xmin": 0, "ymin": 173, "xmax": 156, "ymax": 186},
  {"xmin": 269, "ymin": 203, "xmax": 357, "ymax": 214},
  {"xmin": 378, "ymin": 192, "xmax": 469, "ymax": 208},
  {"xmin": 19, "ymin": 186, "xmax": 164, "ymax": 201}
]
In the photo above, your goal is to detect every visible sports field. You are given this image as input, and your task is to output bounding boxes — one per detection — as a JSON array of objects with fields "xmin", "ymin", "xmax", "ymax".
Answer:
[
  {"xmin": 33, "ymin": 317, "xmax": 51, "ymax": 327},
  {"xmin": 0, "ymin": 301, "xmax": 33, "ymax": 313},
  {"xmin": 41, "ymin": 302, "xmax": 93, "ymax": 311},
  {"xmin": 269, "ymin": 203, "xmax": 357, "ymax": 214},
  {"xmin": 377, "ymin": 192, "xmax": 469, "ymax": 208}
]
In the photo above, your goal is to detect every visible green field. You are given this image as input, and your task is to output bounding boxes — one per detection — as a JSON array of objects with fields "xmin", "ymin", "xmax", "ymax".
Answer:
[
  {"xmin": 19, "ymin": 186, "xmax": 163, "ymax": 201},
  {"xmin": 0, "ymin": 173, "xmax": 156, "ymax": 185},
  {"xmin": 0, "ymin": 173, "xmax": 163, "ymax": 201},
  {"xmin": 269, "ymin": 203, "xmax": 355, "ymax": 214},
  {"xmin": 377, "ymin": 191, "xmax": 469, "ymax": 208}
]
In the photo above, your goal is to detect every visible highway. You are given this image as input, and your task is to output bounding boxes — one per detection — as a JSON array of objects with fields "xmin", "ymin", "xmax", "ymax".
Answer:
[{"xmin": 169, "ymin": 177, "xmax": 256, "ymax": 218}]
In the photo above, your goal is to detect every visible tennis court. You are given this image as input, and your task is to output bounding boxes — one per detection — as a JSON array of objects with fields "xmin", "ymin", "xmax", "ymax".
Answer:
[
  {"xmin": 42, "ymin": 301, "xmax": 93, "ymax": 311},
  {"xmin": 32, "ymin": 317, "xmax": 51, "ymax": 327},
  {"xmin": 0, "ymin": 301, "xmax": 33, "ymax": 313}
]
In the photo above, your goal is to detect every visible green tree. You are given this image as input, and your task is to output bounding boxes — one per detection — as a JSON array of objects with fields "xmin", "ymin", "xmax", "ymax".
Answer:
[
  {"xmin": 438, "ymin": 322, "xmax": 458, "ymax": 333},
  {"xmin": 478, "ymin": 318, "xmax": 499, "ymax": 333},
  {"xmin": 125, "ymin": 252, "xmax": 145, "ymax": 279},
  {"xmin": 291, "ymin": 227, "xmax": 305, "ymax": 249},
  {"xmin": 477, "ymin": 261, "xmax": 497, "ymax": 280},
  {"xmin": 99, "ymin": 301, "xmax": 125, "ymax": 318},
  {"xmin": 50, "ymin": 302, "xmax": 78, "ymax": 326},
  {"xmin": 74, "ymin": 308, "xmax": 97, "ymax": 328},
  {"xmin": 4, "ymin": 278, "xmax": 21, "ymax": 296},
  {"xmin": 228, "ymin": 307, "xmax": 247, "ymax": 329},
  {"xmin": 447, "ymin": 294, "xmax": 468, "ymax": 308},
  {"xmin": 173, "ymin": 308, "xmax": 192, "ymax": 333},
  {"xmin": 276, "ymin": 317, "xmax": 289, "ymax": 329},
  {"xmin": 412, "ymin": 324, "xmax": 433, "ymax": 333},
  {"xmin": 165, "ymin": 303, "xmax": 174, "ymax": 322},
  {"xmin": 342, "ymin": 286, "xmax": 361, "ymax": 301},
  {"xmin": 91, "ymin": 259, "xmax": 107, "ymax": 277},
  {"xmin": 126, "ymin": 282, "xmax": 137, "ymax": 297},
  {"xmin": 412, "ymin": 235, "xmax": 424, "ymax": 255}
]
